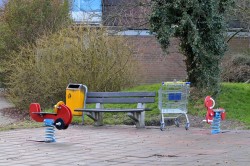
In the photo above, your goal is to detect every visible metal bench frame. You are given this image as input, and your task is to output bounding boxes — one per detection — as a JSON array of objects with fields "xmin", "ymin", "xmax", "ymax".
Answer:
[{"xmin": 75, "ymin": 92, "xmax": 156, "ymax": 128}]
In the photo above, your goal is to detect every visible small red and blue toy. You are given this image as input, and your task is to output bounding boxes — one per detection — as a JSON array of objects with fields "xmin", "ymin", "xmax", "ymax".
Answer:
[
  {"xmin": 29, "ymin": 101, "xmax": 72, "ymax": 142},
  {"xmin": 204, "ymin": 96, "xmax": 226, "ymax": 134}
]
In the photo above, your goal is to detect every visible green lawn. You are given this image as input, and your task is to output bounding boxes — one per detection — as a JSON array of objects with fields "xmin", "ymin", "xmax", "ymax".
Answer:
[
  {"xmin": 72, "ymin": 83, "xmax": 250, "ymax": 128},
  {"xmin": 217, "ymin": 83, "xmax": 250, "ymax": 125}
]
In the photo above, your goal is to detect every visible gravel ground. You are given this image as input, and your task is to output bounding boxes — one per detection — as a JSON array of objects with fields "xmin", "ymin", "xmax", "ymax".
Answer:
[
  {"xmin": 187, "ymin": 114, "xmax": 246, "ymax": 130},
  {"xmin": 0, "ymin": 91, "xmax": 17, "ymax": 126},
  {"xmin": 0, "ymin": 111, "xmax": 16, "ymax": 126}
]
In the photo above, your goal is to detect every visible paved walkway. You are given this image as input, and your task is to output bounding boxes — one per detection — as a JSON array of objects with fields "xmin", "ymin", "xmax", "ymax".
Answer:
[
  {"xmin": 0, "ymin": 125, "xmax": 249, "ymax": 166},
  {"xmin": 0, "ymin": 90, "xmax": 249, "ymax": 165}
]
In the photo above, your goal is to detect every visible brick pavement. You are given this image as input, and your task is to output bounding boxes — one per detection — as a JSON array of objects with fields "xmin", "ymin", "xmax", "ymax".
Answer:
[{"xmin": 0, "ymin": 125, "xmax": 249, "ymax": 166}]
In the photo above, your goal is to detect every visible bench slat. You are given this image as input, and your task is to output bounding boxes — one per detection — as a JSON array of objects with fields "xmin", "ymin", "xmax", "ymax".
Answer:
[
  {"xmin": 75, "ymin": 108, "xmax": 152, "ymax": 112},
  {"xmin": 87, "ymin": 92, "xmax": 156, "ymax": 97},
  {"xmin": 86, "ymin": 97, "xmax": 155, "ymax": 104}
]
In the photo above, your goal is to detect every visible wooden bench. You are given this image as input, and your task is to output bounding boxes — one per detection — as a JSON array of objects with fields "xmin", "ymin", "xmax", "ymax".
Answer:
[{"xmin": 75, "ymin": 92, "xmax": 156, "ymax": 128}]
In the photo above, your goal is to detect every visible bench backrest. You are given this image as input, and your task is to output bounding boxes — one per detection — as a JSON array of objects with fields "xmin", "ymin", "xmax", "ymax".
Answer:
[{"xmin": 86, "ymin": 92, "xmax": 156, "ymax": 104}]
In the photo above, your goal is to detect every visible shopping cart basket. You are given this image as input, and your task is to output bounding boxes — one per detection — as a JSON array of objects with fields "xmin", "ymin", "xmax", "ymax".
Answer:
[{"xmin": 158, "ymin": 81, "xmax": 191, "ymax": 130}]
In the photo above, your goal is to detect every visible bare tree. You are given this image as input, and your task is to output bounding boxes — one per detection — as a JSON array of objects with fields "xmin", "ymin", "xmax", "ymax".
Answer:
[{"xmin": 102, "ymin": 0, "xmax": 151, "ymax": 30}]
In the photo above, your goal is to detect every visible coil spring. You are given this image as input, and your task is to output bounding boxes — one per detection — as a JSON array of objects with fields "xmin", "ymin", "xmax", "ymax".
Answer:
[
  {"xmin": 44, "ymin": 119, "xmax": 56, "ymax": 143},
  {"xmin": 211, "ymin": 112, "xmax": 221, "ymax": 134}
]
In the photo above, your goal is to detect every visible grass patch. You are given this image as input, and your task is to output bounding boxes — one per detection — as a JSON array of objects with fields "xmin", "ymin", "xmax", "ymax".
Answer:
[
  {"xmin": 217, "ymin": 83, "xmax": 250, "ymax": 127},
  {"xmin": 73, "ymin": 83, "xmax": 250, "ymax": 128}
]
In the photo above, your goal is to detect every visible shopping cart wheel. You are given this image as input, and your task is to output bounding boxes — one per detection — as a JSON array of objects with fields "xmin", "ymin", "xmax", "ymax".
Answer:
[
  {"xmin": 185, "ymin": 123, "xmax": 190, "ymax": 130},
  {"xmin": 160, "ymin": 122, "xmax": 165, "ymax": 131},
  {"xmin": 174, "ymin": 119, "xmax": 180, "ymax": 127}
]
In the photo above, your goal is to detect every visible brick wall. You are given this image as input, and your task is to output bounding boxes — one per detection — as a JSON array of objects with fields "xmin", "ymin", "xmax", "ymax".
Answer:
[
  {"xmin": 126, "ymin": 35, "xmax": 249, "ymax": 84},
  {"xmin": 125, "ymin": 36, "xmax": 187, "ymax": 84},
  {"xmin": 226, "ymin": 37, "xmax": 250, "ymax": 55}
]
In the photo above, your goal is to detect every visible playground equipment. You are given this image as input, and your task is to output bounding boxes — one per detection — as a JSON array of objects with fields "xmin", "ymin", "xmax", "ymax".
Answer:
[
  {"xmin": 29, "ymin": 101, "xmax": 72, "ymax": 142},
  {"xmin": 204, "ymin": 96, "xmax": 226, "ymax": 134},
  {"xmin": 158, "ymin": 81, "xmax": 191, "ymax": 130}
]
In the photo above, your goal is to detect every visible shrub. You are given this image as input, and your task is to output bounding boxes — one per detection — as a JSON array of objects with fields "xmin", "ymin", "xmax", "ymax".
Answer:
[
  {"xmin": 2, "ymin": 0, "xmax": 70, "ymax": 48},
  {"xmin": 221, "ymin": 53, "xmax": 250, "ymax": 82},
  {"xmin": 0, "ymin": 0, "xmax": 71, "ymax": 87},
  {"xmin": 4, "ymin": 26, "xmax": 138, "ymax": 110}
]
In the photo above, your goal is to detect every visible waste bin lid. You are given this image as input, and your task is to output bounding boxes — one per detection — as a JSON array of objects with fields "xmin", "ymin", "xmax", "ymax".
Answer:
[{"xmin": 67, "ymin": 83, "xmax": 83, "ymax": 89}]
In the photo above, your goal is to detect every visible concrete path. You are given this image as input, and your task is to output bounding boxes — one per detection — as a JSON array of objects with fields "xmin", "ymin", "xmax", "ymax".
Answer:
[{"xmin": 0, "ymin": 125, "xmax": 249, "ymax": 166}]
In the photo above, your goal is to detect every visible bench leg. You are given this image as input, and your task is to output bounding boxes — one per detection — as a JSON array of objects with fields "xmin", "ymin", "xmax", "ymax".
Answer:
[
  {"xmin": 127, "ymin": 111, "xmax": 145, "ymax": 128},
  {"xmin": 137, "ymin": 103, "xmax": 145, "ymax": 128},
  {"xmin": 127, "ymin": 103, "xmax": 146, "ymax": 128},
  {"xmin": 94, "ymin": 103, "xmax": 103, "ymax": 126},
  {"xmin": 94, "ymin": 112, "xmax": 103, "ymax": 126},
  {"xmin": 86, "ymin": 112, "xmax": 104, "ymax": 126},
  {"xmin": 136, "ymin": 111, "xmax": 145, "ymax": 128},
  {"xmin": 86, "ymin": 112, "xmax": 96, "ymax": 121},
  {"xmin": 85, "ymin": 103, "xmax": 104, "ymax": 126}
]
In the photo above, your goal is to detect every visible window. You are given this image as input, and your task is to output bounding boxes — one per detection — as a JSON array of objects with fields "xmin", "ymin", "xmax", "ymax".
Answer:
[
  {"xmin": 70, "ymin": 0, "xmax": 102, "ymax": 24},
  {"xmin": 0, "ymin": 0, "xmax": 5, "ymax": 8}
]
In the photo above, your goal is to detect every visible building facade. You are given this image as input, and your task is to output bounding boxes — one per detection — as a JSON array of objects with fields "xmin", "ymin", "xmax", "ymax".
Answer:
[{"xmin": 1, "ymin": 0, "xmax": 248, "ymax": 84}]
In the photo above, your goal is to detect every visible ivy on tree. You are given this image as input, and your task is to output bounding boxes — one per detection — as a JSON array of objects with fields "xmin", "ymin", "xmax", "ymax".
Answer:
[{"xmin": 149, "ymin": 0, "xmax": 234, "ymax": 95}]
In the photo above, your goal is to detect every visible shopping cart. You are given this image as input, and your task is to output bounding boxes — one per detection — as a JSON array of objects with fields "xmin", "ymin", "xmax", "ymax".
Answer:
[{"xmin": 158, "ymin": 81, "xmax": 191, "ymax": 130}]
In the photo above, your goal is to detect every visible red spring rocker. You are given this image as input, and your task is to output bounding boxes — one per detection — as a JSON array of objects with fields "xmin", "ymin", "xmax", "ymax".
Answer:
[
  {"xmin": 29, "ymin": 101, "xmax": 72, "ymax": 130},
  {"xmin": 204, "ymin": 96, "xmax": 226, "ymax": 123}
]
